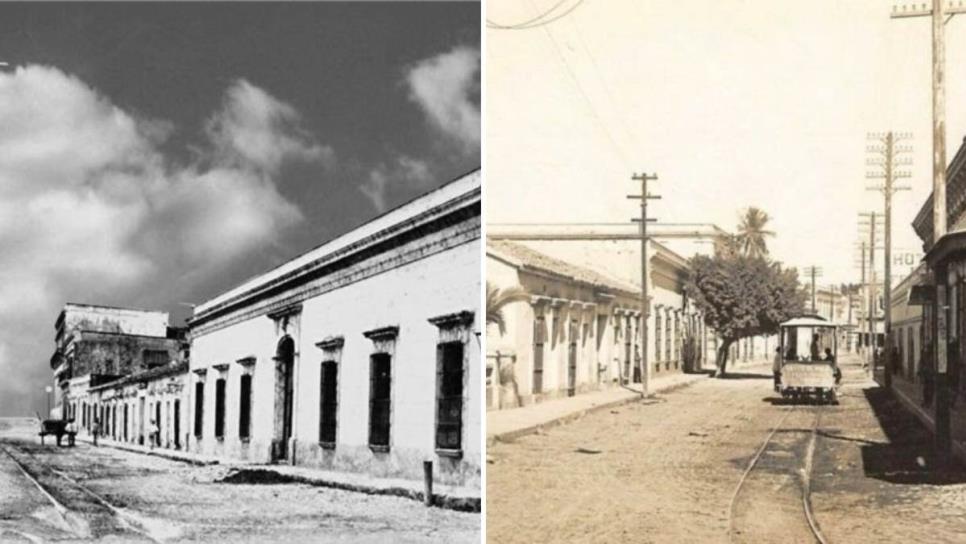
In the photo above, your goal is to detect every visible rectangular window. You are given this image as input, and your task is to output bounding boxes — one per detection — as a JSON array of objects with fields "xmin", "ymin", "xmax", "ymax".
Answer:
[
  {"xmin": 194, "ymin": 382, "xmax": 204, "ymax": 437},
  {"xmin": 174, "ymin": 400, "xmax": 181, "ymax": 449},
  {"xmin": 239, "ymin": 374, "xmax": 252, "ymax": 440},
  {"xmin": 436, "ymin": 342, "xmax": 464, "ymax": 452},
  {"xmin": 533, "ymin": 317, "xmax": 545, "ymax": 394},
  {"xmin": 214, "ymin": 378, "xmax": 226, "ymax": 439},
  {"xmin": 655, "ymin": 313, "xmax": 662, "ymax": 362},
  {"xmin": 368, "ymin": 353, "xmax": 392, "ymax": 449},
  {"xmin": 319, "ymin": 361, "xmax": 338, "ymax": 446}
]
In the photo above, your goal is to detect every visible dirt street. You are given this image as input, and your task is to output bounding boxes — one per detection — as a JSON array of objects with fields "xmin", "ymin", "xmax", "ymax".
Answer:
[
  {"xmin": 486, "ymin": 356, "xmax": 966, "ymax": 543},
  {"xmin": 0, "ymin": 419, "xmax": 478, "ymax": 543}
]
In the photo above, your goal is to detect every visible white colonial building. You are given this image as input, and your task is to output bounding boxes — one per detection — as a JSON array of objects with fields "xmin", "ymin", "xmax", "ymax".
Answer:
[
  {"xmin": 186, "ymin": 170, "xmax": 481, "ymax": 489},
  {"xmin": 486, "ymin": 237, "xmax": 715, "ymax": 410}
]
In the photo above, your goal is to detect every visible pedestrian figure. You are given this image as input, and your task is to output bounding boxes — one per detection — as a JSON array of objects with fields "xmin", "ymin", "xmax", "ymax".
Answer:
[
  {"xmin": 149, "ymin": 419, "xmax": 160, "ymax": 449},
  {"xmin": 772, "ymin": 347, "xmax": 782, "ymax": 393},
  {"xmin": 66, "ymin": 418, "xmax": 77, "ymax": 447},
  {"xmin": 824, "ymin": 348, "xmax": 842, "ymax": 385},
  {"xmin": 91, "ymin": 417, "xmax": 100, "ymax": 447}
]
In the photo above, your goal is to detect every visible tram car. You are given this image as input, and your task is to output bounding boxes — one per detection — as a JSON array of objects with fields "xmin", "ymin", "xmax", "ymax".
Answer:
[{"xmin": 777, "ymin": 315, "xmax": 841, "ymax": 404}]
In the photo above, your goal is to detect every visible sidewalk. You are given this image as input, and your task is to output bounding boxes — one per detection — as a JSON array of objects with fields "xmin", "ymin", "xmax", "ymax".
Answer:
[
  {"xmin": 875, "ymin": 370, "xmax": 966, "ymax": 466},
  {"xmin": 73, "ymin": 433, "xmax": 480, "ymax": 511},
  {"xmin": 487, "ymin": 365, "xmax": 755, "ymax": 445},
  {"xmin": 74, "ymin": 433, "xmax": 220, "ymax": 465}
]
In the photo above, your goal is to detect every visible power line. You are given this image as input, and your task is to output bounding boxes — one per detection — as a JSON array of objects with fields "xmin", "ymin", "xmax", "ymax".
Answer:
[
  {"xmin": 532, "ymin": 0, "xmax": 631, "ymax": 168},
  {"xmin": 487, "ymin": 0, "xmax": 586, "ymax": 30}
]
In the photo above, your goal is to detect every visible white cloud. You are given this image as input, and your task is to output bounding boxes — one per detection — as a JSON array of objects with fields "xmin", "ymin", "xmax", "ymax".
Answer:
[
  {"xmin": 206, "ymin": 79, "xmax": 333, "ymax": 174},
  {"xmin": 361, "ymin": 155, "xmax": 435, "ymax": 212},
  {"xmin": 0, "ymin": 65, "xmax": 324, "ymax": 415},
  {"xmin": 406, "ymin": 46, "xmax": 481, "ymax": 152}
]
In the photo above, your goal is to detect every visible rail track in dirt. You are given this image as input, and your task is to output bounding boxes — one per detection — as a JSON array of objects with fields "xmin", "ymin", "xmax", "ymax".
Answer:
[
  {"xmin": 0, "ymin": 441, "xmax": 163, "ymax": 543},
  {"xmin": 727, "ymin": 404, "xmax": 829, "ymax": 544}
]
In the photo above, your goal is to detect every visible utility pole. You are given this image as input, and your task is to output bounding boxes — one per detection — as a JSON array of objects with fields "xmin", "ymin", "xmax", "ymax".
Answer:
[
  {"xmin": 629, "ymin": 172, "xmax": 659, "ymax": 397},
  {"xmin": 890, "ymin": 0, "xmax": 964, "ymax": 463},
  {"xmin": 860, "ymin": 242, "xmax": 867, "ymax": 357},
  {"xmin": 801, "ymin": 266, "xmax": 823, "ymax": 313},
  {"xmin": 859, "ymin": 212, "xmax": 883, "ymax": 371},
  {"xmin": 867, "ymin": 131, "xmax": 913, "ymax": 390}
]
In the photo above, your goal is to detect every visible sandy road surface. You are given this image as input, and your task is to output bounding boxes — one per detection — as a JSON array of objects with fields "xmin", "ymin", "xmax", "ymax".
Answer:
[
  {"xmin": 486, "ymin": 357, "xmax": 966, "ymax": 543},
  {"xmin": 0, "ymin": 419, "xmax": 479, "ymax": 543}
]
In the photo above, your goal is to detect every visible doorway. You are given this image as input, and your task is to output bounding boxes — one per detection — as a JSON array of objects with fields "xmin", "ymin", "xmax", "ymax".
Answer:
[{"xmin": 274, "ymin": 336, "xmax": 295, "ymax": 461}]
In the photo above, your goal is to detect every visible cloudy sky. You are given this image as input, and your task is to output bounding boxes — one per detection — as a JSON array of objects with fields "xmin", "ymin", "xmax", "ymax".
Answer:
[
  {"xmin": 487, "ymin": 0, "xmax": 964, "ymax": 286},
  {"xmin": 0, "ymin": 2, "xmax": 480, "ymax": 416}
]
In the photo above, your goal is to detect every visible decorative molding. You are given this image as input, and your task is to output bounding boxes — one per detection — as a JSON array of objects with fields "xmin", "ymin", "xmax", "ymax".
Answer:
[
  {"xmin": 427, "ymin": 310, "xmax": 474, "ymax": 329},
  {"xmin": 315, "ymin": 336, "xmax": 345, "ymax": 350},
  {"xmin": 192, "ymin": 368, "xmax": 207, "ymax": 376},
  {"xmin": 363, "ymin": 326, "xmax": 399, "ymax": 341},
  {"xmin": 212, "ymin": 363, "xmax": 230, "ymax": 372},
  {"xmin": 190, "ymin": 197, "xmax": 480, "ymax": 338},
  {"xmin": 267, "ymin": 303, "xmax": 303, "ymax": 321},
  {"xmin": 235, "ymin": 356, "xmax": 257, "ymax": 367}
]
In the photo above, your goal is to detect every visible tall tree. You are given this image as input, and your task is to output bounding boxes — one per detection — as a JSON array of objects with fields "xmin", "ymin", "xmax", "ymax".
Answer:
[
  {"xmin": 736, "ymin": 207, "xmax": 775, "ymax": 258},
  {"xmin": 686, "ymin": 252, "xmax": 806, "ymax": 377}
]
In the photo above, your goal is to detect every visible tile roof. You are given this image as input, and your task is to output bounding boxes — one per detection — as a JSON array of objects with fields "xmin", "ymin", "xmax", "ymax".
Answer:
[{"xmin": 487, "ymin": 239, "xmax": 640, "ymax": 296}]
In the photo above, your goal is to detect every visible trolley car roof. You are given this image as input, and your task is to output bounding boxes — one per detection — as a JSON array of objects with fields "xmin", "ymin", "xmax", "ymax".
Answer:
[{"xmin": 780, "ymin": 317, "xmax": 839, "ymax": 328}]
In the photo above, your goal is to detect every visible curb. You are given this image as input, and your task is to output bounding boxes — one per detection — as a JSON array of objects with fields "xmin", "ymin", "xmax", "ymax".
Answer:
[
  {"xmin": 880, "ymin": 379, "xmax": 966, "ymax": 466},
  {"xmin": 220, "ymin": 467, "xmax": 480, "ymax": 513},
  {"xmin": 74, "ymin": 436, "xmax": 218, "ymax": 466},
  {"xmin": 487, "ymin": 373, "xmax": 710, "ymax": 446},
  {"xmin": 72, "ymin": 436, "xmax": 479, "ymax": 512}
]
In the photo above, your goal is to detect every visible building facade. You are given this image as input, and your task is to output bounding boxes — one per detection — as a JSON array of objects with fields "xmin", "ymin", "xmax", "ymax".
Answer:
[
  {"xmin": 486, "ymin": 238, "xmax": 714, "ymax": 411},
  {"xmin": 185, "ymin": 170, "xmax": 481, "ymax": 489},
  {"xmin": 51, "ymin": 303, "xmax": 184, "ymax": 435}
]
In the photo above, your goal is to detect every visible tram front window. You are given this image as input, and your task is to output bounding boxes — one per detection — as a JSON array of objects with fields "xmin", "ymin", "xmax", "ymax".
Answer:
[{"xmin": 782, "ymin": 327, "xmax": 835, "ymax": 362}]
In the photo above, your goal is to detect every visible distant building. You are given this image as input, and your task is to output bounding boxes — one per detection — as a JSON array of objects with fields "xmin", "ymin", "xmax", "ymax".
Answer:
[
  {"xmin": 186, "ymin": 170, "xmax": 480, "ymax": 488},
  {"xmin": 50, "ymin": 303, "xmax": 184, "ymax": 446}
]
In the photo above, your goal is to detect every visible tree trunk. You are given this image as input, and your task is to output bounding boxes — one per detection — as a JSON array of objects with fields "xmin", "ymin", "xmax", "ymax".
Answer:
[{"xmin": 716, "ymin": 339, "xmax": 734, "ymax": 378}]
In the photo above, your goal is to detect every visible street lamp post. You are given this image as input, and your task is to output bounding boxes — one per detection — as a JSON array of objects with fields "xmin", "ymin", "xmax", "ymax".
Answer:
[{"xmin": 44, "ymin": 385, "xmax": 53, "ymax": 419}]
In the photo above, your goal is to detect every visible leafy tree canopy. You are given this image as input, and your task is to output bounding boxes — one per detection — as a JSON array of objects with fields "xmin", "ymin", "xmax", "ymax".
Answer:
[{"xmin": 686, "ymin": 251, "xmax": 806, "ymax": 351}]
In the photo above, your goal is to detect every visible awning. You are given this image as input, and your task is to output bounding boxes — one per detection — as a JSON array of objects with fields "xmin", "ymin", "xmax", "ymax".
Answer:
[{"xmin": 908, "ymin": 284, "xmax": 935, "ymax": 306}]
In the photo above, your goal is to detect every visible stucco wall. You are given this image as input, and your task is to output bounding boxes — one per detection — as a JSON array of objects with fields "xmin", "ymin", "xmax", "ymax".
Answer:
[{"xmin": 190, "ymin": 238, "xmax": 481, "ymax": 488}]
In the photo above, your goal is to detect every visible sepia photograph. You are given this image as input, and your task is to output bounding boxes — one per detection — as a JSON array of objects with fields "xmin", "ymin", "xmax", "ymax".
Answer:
[
  {"xmin": 486, "ymin": 0, "xmax": 966, "ymax": 542},
  {"xmin": 0, "ymin": 2, "xmax": 481, "ymax": 543}
]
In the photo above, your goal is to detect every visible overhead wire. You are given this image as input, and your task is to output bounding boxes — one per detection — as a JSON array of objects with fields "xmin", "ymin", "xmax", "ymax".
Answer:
[
  {"xmin": 524, "ymin": 0, "xmax": 631, "ymax": 168},
  {"xmin": 487, "ymin": 0, "xmax": 586, "ymax": 30}
]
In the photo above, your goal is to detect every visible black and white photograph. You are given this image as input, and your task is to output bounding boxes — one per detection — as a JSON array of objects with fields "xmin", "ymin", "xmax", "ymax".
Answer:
[
  {"xmin": 0, "ymin": 2, "xmax": 481, "ymax": 542},
  {"xmin": 486, "ymin": 0, "xmax": 966, "ymax": 542}
]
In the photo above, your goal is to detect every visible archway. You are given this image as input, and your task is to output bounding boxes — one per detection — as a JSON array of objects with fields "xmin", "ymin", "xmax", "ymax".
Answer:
[{"xmin": 274, "ymin": 336, "xmax": 296, "ymax": 461}]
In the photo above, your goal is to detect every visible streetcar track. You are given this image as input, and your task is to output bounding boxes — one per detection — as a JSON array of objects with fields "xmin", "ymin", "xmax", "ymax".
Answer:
[
  {"xmin": 0, "ymin": 442, "xmax": 164, "ymax": 543},
  {"xmin": 728, "ymin": 404, "xmax": 829, "ymax": 544},
  {"xmin": 802, "ymin": 409, "xmax": 828, "ymax": 544}
]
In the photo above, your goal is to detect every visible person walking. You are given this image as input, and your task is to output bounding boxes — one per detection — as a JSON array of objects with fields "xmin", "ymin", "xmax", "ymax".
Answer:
[
  {"xmin": 91, "ymin": 416, "xmax": 100, "ymax": 447},
  {"xmin": 772, "ymin": 347, "xmax": 782, "ymax": 393},
  {"xmin": 149, "ymin": 419, "xmax": 160, "ymax": 449},
  {"xmin": 66, "ymin": 418, "xmax": 77, "ymax": 447}
]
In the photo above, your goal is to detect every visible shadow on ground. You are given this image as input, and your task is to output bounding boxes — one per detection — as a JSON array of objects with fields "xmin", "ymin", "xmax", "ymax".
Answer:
[
  {"xmin": 861, "ymin": 386, "xmax": 966, "ymax": 485},
  {"xmin": 717, "ymin": 371, "xmax": 771, "ymax": 380}
]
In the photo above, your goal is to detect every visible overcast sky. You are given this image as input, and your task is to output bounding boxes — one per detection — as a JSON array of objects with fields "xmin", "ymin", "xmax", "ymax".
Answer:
[
  {"xmin": 0, "ymin": 2, "xmax": 480, "ymax": 416},
  {"xmin": 487, "ymin": 0, "xmax": 966, "ymax": 286}
]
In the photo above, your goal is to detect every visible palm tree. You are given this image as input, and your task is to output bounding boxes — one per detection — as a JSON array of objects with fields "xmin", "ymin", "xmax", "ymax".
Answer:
[
  {"xmin": 486, "ymin": 282, "xmax": 530, "ymax": 408},
  {"xmin": 736, "ymin": 207, "xmax": 775, "ymax": 258},
  {"xmin": 486, "ymin": 282, "xmax": 529, "ymax": 335}
]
